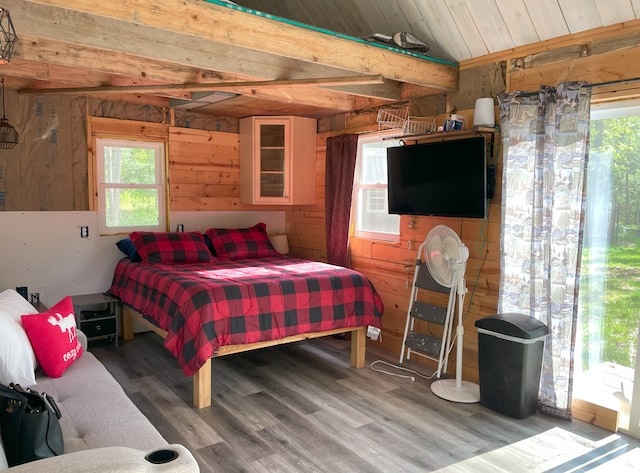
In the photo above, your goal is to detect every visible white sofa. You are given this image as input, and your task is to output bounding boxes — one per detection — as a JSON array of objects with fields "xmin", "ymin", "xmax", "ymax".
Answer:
[{"xmin": 0, "ymin": 290, "xmax": 199, "ymax": 472}]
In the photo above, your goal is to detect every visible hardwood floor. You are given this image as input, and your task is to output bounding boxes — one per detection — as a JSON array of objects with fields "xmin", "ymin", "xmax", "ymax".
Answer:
[{"xmin": 91, "ymin": 334, "xmax": 640, "ymax": 472}]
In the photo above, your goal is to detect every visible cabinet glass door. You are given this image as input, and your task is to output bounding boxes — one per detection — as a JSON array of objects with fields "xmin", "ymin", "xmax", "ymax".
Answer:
[{"xmin": 259, "ymin": 124, "xmax": 286, "ymax": 198}]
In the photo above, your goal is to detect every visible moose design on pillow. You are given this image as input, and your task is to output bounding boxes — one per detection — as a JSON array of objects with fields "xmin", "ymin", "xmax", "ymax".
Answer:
[{"xmin": 47, "ymin": 311, "xmax": 77, "ymax": 343}]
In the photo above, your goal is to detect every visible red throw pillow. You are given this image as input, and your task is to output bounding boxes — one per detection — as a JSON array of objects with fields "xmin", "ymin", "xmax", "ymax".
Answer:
[
  {"xmin": 21, "ymin": 296, "xmax": 83, "ymax": 378},
  {"xmin": 205, "ymin": 222, "xmax": 280, "ymax": 261},
  {"xmin": 129, "ymin": 231, "xmax": 215, "ymax": 264}
]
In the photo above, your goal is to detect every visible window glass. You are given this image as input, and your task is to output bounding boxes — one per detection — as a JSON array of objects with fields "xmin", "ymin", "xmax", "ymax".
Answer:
[
  {"xmin": 97, "ymin": 139, "xmax": 166, "ymax": 235},
  {"xmin": 352, "ymin": 135, "xmax": 401, "ymax": 240}
]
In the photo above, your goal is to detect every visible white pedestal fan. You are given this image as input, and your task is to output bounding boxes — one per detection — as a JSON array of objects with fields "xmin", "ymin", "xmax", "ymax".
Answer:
[{"xmin": 426, "ymin": 225, "xmax": 480, "ymax": 403}]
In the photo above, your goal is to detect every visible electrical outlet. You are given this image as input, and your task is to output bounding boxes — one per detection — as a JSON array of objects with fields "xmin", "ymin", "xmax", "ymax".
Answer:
[
  {"xmin": 176, "ymin": 224, "xmax": 184, "ymax": 232},
  {"xmin": 80, "ymin": 226, "xmax": 89, "ymax": 238},
  {"xmin": 33, "ymin": 287, "xmax": 47, "ymax": 305}
]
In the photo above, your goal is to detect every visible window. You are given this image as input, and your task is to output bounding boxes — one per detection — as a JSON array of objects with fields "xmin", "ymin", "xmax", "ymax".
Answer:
[
  {"xmin": 96, "ymin": 138, "xmax": 166, "ymax": 235},
  {"xmin": 352, "ymin": 134, "xmax": 401, "ymax": 240}
]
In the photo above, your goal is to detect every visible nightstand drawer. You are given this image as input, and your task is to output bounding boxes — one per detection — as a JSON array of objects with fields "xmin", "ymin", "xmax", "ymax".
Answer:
[
  {"xmin": 72, "ymin": 293, "xmax": 120, "ymax": 347},
  {"xmin": 81, "ymin": 318, "xmax": 116, "ymax": 338}
]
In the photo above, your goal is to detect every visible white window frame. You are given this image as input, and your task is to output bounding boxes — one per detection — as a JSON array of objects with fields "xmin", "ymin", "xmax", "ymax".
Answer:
[
  {"xmin": 96, "ymin": 138, "xmax": 167, "ymax": 235},
  {"xmin": 352, "ymin": 133, "xmax": 401, "ymax": 241}
]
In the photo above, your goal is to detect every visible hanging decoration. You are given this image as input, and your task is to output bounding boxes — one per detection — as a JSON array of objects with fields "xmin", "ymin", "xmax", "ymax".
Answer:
[
  {"xmin": 0, "ymin": 8, "xmax": 17, "ymax": 64},
  {"xmin": 0, "ymin": 77, "xmax": 18, "ymax": 149}
]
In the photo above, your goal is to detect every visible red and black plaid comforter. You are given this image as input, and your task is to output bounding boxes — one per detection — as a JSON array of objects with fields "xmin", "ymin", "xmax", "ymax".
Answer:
[{"xmin": 109, "ymin": 256, "xmax": 384, "ymax": 376}]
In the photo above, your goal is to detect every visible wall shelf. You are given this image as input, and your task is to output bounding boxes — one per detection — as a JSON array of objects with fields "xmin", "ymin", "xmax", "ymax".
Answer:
[{"xmin": 385, "ymin": 126, "xmax": 499, "ymax": 159}]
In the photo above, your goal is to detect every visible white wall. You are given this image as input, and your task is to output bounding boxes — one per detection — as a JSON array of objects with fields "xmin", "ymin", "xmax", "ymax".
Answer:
[{"xmin": 0, "ymin": 211, "xmax": 285, "ymax": 306}]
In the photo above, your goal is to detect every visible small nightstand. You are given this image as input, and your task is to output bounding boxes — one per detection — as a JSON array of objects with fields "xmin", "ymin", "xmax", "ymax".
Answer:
[
  {"xmin": 71, "ymin": 293, "xmax": 120, "ymax": 347},
  {"xmin": 31, "ymin": 301, "xmax": 48, "ymax": 312}
]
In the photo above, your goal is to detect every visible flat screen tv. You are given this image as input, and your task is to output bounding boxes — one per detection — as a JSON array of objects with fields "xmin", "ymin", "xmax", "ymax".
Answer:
[{"xmin": 387, "ymin": 136, "xmax": 487, "ymax": 218}]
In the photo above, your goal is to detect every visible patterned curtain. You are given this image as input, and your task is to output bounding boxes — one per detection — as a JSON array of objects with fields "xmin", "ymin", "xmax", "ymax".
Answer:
[
  {"xmin": 498, "ymin": 82, "xmax": 591, "ymax": 419},
  {"xmin": 325, "ymin": 134, "xmax": 358, "ymax": 267}
]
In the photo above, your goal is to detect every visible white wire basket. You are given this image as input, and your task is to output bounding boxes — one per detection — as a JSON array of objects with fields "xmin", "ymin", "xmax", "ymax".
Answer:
[
  {"xmin": 376, "ymin": 105, "xmax": 409, "ymax": 131},
  {"xmin": 402, "ymin": 116, "xmax": 437, "ymax": 135}
]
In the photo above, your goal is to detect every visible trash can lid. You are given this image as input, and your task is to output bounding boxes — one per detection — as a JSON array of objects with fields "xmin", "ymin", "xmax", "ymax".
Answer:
[{"xmin": 474, "ymin": 313, "xmax": 549, "ymax": 339}]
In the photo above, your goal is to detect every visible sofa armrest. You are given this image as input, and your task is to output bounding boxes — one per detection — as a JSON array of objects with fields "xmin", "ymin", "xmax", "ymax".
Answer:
[
  {"xmin": 77, "ymin": 329, "xmax": 88, "ymax": 352},
  {"xmin": 5, "ymin": 444, "xmax": 199, "ymax": 473}
]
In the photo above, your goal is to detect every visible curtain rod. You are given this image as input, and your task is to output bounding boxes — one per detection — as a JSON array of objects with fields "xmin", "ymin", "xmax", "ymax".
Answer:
[
  {"xmin": 512, "ymin": 77, "xmax": 640, "ymax": 98},
  {"xmin": 585, "ymin": 77, "xmax": 640, "ymax": 89}
]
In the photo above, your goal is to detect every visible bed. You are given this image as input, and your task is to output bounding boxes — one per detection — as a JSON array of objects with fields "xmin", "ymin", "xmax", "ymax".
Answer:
[{"xmin": 108, "ymin": 226, "xmax": 384, "ymax": 408}]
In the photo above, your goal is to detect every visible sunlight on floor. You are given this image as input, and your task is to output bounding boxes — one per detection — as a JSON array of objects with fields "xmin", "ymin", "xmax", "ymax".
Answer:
[{"xmin": 433, "ymin": 427, "xmax": 640, "ymax": 472}]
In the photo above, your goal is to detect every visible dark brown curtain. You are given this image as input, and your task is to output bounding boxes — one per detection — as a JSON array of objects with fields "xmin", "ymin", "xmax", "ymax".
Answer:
[{"xmin": 325, "ymin": 134, "xmax": 359, "ymax": 267}]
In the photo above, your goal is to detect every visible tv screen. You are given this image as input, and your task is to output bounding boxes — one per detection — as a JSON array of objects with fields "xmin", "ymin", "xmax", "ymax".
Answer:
[{"xmin": 387, "ymin": 136, "xmax": 487, "ymax": 218}]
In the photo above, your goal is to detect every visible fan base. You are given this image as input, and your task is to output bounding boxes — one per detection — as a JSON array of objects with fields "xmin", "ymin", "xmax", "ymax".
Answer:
[{"xmin": 431, "ymin": 379, "xmax": 480, "ymax": 403}]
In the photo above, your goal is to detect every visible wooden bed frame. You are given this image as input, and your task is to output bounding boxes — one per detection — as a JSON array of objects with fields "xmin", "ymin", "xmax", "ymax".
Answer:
[{"xmin": 122, "ymin": 306, "xmax": 368, "ymax": 408}]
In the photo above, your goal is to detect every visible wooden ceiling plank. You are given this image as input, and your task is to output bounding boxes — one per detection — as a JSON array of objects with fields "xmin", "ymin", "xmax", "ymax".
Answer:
[
  {"xmin": 494, "ymin": 0, "xmax": 540, "ymax": 46},
  {"xmin": 15, "ymin": 35, "xmax": 220, "ymax": 87},
  {"xmin": 198, "ymin": 86, "xmax": 357, "ymax": 112},
  {"xmin": 12, "ymin": 1, "xmax": 428, "ymax": 107},
  {"xmin": 395, "ymin": 1, "xmax": 447, "ymax": 62},
  {"xmin": 522, "ymin": 0, "xmax": 570, "ymax": 41},
  {"xmin": 10, "ymin": 1, "xmax": 330, "ymax": 87},
  {"xmin": 326, "ymin": 79, "xmax": 402, "ymax": 101},
  {"xmin": 413, "ymin": 0, "xmax": 471, "ymax": 61},
  {"xmin": 461, "ymin": 0, "xmax": 515, "ymax": 53},
  {"xmin": 14, "ymin": 37, "xmax": 387, "ymax": 112},
  {"xmin": 0, "ymin": 58, "xmax": 109, "ymax": 87},
  {"xmin": 557, "ymin": 0, "xmax": 603, "ymax": 34},
  {"xmin": 443, "ymin": 0, "xmax": 490, "ymax": 58},
  {"xmin": 593, "ymin": 0, "xmax": 636, "ymax": 27},
  {"xmin": 19, "ymin": 75, "xmax": 385, "ymax": 95},
  {"xmin": 24, "ymin": 0, "xmax": 458, "ymax": 91}
]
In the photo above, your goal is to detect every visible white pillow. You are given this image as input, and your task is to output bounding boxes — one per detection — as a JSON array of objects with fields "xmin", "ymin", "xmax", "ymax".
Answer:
[{"xmin": 0, "ymin": 289, "xmax": 38, "ymax": 387}]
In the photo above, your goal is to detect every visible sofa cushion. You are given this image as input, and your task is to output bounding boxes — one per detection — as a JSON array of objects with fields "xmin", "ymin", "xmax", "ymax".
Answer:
[
  {"xmin": 21, "ymin": 297, "xmax": 84, "ymax": 378},
  {"xmin": 33, "ymin": 351, "xmax": 167, "ymax": 454}
]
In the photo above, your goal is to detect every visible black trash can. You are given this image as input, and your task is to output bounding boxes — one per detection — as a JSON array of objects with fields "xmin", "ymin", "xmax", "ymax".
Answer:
[{"xmin": 474, "ymin": 313, "xmax": 549, "ymax": 419}]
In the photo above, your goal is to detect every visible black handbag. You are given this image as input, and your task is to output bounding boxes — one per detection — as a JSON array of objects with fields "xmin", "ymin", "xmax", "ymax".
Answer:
[{"xmin": 0, "ymin": 383, "xmax": 64, "ymax": 467}]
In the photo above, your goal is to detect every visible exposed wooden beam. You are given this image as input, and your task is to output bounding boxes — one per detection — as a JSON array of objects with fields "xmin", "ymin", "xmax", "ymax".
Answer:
[
  {"xmin": 14, "ymin": 35, "xmax": 401, "ymax": 103},
  {"xmin": 18, "ymin": 0, "xmax": 458, "ymax": 91},
  {"xmin": 20, "ymin": 75, "xmax": 385, "ymax": 95}
]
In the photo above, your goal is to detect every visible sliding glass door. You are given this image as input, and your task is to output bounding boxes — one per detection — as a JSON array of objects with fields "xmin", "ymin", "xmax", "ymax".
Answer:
[{"xmin": 576, "ymin": 99, "xmax": 640, "ymax": 438}]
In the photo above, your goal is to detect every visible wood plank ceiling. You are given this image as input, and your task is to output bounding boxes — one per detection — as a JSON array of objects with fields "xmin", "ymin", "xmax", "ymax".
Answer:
[
  {"xmin": 4, "ymin": 0, "xmax": 640, "ymax": 118},
  {"xmin": 235, "ymin": 0, "xmax": 640, "ymax": 63}
]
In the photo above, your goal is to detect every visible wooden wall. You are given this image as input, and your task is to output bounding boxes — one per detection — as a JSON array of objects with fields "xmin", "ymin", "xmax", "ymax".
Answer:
[{"xmin": 287, "ymin": 21, "xmax": 640, "ymax": 384}]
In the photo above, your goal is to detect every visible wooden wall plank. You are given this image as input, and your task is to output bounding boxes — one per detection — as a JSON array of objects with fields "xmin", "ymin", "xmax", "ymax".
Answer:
[{"xmin": 509, "ymin": 44, "xmax": 640, "ymax": 92}]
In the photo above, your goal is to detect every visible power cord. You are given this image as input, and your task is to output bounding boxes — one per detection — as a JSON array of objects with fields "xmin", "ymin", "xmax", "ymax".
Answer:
[{"xmin": 370, "ymin": 360, "xmax": 439, "ymax": 382}]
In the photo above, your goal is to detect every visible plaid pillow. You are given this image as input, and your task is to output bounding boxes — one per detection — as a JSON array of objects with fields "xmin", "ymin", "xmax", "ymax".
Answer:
[
  {"xmin": 205, "ymin": 222, "xmax": 280, "ymax": 261},
  {"xmin": 129, "ymin": 231, "xmax": 215, "ymax": 264}
]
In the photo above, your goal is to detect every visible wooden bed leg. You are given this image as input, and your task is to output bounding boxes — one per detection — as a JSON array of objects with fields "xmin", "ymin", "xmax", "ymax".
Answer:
[
  {"xmin": 193, "ymin": 358, "xmax": 212, "ymax": 409},
  {"xmin": 122, "ymin": 307, "xmax": 135, "ymax": 341},
  {"xmin": 350, "ymin": 326, "xmax": 366, "ymax": 368}
]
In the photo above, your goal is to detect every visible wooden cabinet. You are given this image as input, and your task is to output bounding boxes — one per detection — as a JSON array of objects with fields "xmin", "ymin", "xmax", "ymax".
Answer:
[{"xmin": 239, "ymin": 116, "xmax": 316, "ymax": 205}]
